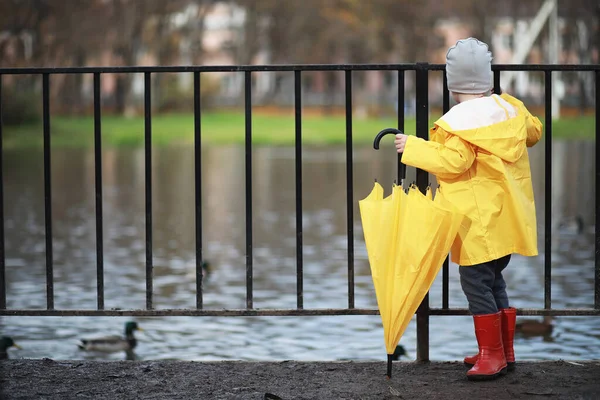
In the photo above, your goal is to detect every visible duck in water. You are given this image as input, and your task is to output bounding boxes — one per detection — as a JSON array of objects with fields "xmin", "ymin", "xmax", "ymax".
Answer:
[
  {"xmin": 391, "ymin": 344, "xmax": 408, "ymax": 361},
  {"xmin": 516, "ymin": 316, "xmax": 553, "ymax": 337},
  {"xmin": 78, "ymin": 321, "xmax": 142, "ymax": 354},
  {"xmin": 0, "ymin": 336, "xmax": 21, "ymax": 360}
]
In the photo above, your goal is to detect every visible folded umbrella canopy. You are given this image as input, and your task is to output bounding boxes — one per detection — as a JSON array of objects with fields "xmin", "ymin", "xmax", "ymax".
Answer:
[{"xmin": 359, "ymin": 128, "xmax": 464, "ymax": 378}]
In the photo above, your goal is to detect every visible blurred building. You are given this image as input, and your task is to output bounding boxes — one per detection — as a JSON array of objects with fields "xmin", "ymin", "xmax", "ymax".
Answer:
[
  {"xmin": 3, "ymin": 1, "xmax": 593, "ymax": 115},
  {"xmin": 192, "ymin": 2, "xmax": 596, "ymax": 113}
]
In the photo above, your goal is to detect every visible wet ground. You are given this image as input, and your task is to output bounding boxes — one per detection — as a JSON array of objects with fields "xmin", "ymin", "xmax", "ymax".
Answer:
[{"xmin": 1, "ymin": 359, "xmax": 599, "ymax": 400}]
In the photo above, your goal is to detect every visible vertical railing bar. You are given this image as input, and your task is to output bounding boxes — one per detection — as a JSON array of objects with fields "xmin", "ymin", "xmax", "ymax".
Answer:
[
  {"xmin": 415, "ymin": 63, "xmax": 430, "ymax": 361},
  {"xmin": 397, "ymin": 70, "xmax": 405, "ymax": 181},
  {"xmin": 442, "ymin": 70, "xmax": 450, "ymax": 113},
  {"xmin": 544, "ymin": 70, "xmax": 552, "ymax": 310},
  {"xmin": 592, "ymin": 71, "xmax": 600, "ymax": 310},
  {"xmin": 93, "ymin": 73, "xmax": 104, "ymax": 310},
  {"xmin": 294, "ymin": 70, "xmax": 304, "ymax": 310},
  {"xmin": 0, "ymin": 74, "xmax": 4, "ymax": 309},
  {"xmin": 345, "ymin": 69, "xmax": 355, "ymax": 309},
  {"xmin": 493, "ymin": 69, "xmax": 501, "ymax": 95},
  {"xmin": 194, "ymin": 71, "xmax": 203, "ymax": 309},
  {"xmin": 144, "ymin": 72, "xmax": 153, "ymax": 310},
  {"xmin": 441, "ymin": 70, "xmax": 450, "ymax": 310},
  {"xmin": 42, "ymin": 73, "xmax": 54, "ymax": 310},
  {"xmin": 244, "ymin": 70, "xmax": 253, "ymax": 309}
]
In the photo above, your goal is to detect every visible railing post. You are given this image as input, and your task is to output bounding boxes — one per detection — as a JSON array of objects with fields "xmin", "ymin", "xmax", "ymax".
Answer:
[
  {"xmin": 493, "ymin": 68, "xmax": 501, "ymax": 95},
  {"xmin": 596, "ymin": 70, "xmax": 600, "ymax": 310},
  {"xmin": 42, "ymin": 73, "xmax": 54, "ymax": 310},
  {"xmin": 244, "ymin": 70, "xmax": 253, "ymax": 309},
  {"xmin": 544, "ymin": 70, "xmax": 552, "ymax": 310},
  {"xmin": 345, "ymin": 69, "xmax": 355, "ymax": 309},
  {"xmin": 294, "ymin": 70, "xmax": 304, "ymax": 310},
  {"xmin": 0, "ymin": 74, "xmax": 4, "ymax": 310},
  {"xmin": 93, "ymin": 73, "xmax": 104, "ymax": 310},
  {"xmin": 415, "ymin": 62, "xmax": 430, "ymax": 362},
  {"xmin": 144, "ymin": 72, "xmax": 153, "ymax": 310},
  {"xmin": 441, "ymin": 69, "xmax": 450, "ymax": 310},
  {"xmin": 397, "ymin": 70, "xmax": 405, "ymax": 181},
  {"xmin": 194, "ymin": 71, "xmax": 204, "ymax": 310}
]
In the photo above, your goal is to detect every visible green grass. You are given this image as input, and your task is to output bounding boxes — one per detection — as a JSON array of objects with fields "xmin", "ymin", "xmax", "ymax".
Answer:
[
  {"xmin": 551, "ymin": 115, "xmax": 597, "ymax": 140},
  {"xmin": 2, "ymin": 111, "xmax": 595, "ymax": 149}
]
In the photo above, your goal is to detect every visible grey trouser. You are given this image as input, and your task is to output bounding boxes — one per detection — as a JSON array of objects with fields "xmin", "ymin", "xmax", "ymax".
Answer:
[{"xmin": 459, "ymin": 255, "xmax": 511, "ymax": 315}]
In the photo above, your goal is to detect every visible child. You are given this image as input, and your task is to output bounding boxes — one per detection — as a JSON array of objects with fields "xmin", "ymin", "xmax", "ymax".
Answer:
[{"xmin": 394, "ymin": 37, "xmax": 542, "ymax": 381}]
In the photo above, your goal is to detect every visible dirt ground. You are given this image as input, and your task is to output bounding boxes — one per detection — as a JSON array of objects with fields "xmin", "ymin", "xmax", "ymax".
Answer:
[{"xmin": 1, "ymin": 359, "xmax": 599, "ymax": 400}]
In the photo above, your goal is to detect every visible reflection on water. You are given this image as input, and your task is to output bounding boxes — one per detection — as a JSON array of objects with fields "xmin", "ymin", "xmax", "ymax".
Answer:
[{"xmin": 1, "ymin": 141, "xmax": 599, "ymax": 361}]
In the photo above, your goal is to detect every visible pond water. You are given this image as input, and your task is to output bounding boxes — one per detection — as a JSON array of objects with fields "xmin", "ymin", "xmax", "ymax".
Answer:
[{"xmin": 1, "ymin": 140, "xmax": 599, "ymax": 362}]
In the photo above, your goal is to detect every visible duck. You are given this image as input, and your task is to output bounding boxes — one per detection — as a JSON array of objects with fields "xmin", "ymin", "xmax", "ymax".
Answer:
[
  {"xmin": 515, "ymin": 316, "xmax": 554, "ymax": 337},
  {"xmin": 555, "ymin": 215, "xmax": 595, "ymax": 256},
  {"xmin": 185, "ymin": 260, "xmax": 212, "ymax": 281},
  {"xmin": 557, "ymin": 215, "xmax": 585, "ymax": 236},
  {"xmin": 391, "ymin": 344, "xmax": 408, "ymax": 361},
  {"xmin": 557, "ymin": 215, "xmax": 597, "ymax": 237},
  {"xmin": 0, "ymin": 336, "xmax": 21, "ymax": 360},
  {"xmin": 78, "ymin": 321, "xmax": 142, "ymax": 353},
  {"xmin": 201, "ymin": 260, "xmax": 212, "ymax": 278}
]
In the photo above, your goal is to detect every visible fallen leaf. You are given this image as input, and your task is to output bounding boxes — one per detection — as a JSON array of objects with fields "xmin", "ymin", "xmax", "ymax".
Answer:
[
  {"xmin": 389, "ymin": 386, "xmax": 403, "ymax": 398},
  {"xmin": 523, "ymin": 389, "xmax": 554, "ymax": 396},
  {"xmin": 565, "ymin": 361, "xmax": 584, "ymax": 366},
  {"xmin": 264, "ymin": 393, "xmax": 283, "ymax": 400}
]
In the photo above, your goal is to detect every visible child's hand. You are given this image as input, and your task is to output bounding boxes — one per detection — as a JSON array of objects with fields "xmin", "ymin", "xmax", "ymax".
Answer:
[{"xmin": 395, "ymin": 134, "xmax": 408, "ymax": 153}]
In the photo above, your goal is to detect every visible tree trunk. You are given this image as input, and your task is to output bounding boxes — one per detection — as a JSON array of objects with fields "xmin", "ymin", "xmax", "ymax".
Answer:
[
  {"xmin": 324, "ymin": 71, "xmax": 337, "ymax": 115},
  {"xmin": 114, "ymin": 75, "xmax": 128, "ymax": 115},
  {"xmin": 72, "ymin": 49, "xmax": 86, "ymax": 114}
]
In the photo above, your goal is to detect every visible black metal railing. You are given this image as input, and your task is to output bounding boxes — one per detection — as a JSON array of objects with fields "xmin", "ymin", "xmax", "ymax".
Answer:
[{"xmin": 0, "ymin": 63, "xmax": 599, "ymax": 362}]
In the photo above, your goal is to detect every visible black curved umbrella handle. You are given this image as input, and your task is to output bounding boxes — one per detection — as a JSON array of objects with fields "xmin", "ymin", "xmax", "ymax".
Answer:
[{"xmin": 373, "ymin": 128, "xmax": 406, "ymax": 181}]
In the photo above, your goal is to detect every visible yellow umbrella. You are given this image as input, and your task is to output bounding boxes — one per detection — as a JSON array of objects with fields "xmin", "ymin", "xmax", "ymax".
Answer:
[{"xmin": 359, "ymin": 129, "xmax": 464, "ymax": 378}]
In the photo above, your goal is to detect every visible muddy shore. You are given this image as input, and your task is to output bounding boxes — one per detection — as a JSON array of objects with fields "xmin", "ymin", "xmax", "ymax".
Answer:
[{"xmin": 1, "ymin": 359, "xmax": 599, "ymax": 399}]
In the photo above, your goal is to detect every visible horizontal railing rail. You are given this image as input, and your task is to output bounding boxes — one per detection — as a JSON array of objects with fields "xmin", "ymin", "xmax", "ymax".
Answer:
[{"xmin": 1, "ymin": 64, "xmax": 600, "ymax": 74}]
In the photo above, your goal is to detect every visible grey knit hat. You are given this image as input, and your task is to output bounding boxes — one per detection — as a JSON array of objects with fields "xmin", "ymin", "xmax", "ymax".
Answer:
[{"xmin": 446, "ymin": 38, "xmax": 493, "ymax": 94}]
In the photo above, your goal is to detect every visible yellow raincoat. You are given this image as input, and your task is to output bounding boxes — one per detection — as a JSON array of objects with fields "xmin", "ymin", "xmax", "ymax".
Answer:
[{"xmin": 402, "ymin": 93, "xmax": 543, "ymax": 266}]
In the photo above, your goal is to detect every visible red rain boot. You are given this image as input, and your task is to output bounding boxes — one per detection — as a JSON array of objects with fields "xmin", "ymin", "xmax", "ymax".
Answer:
[
  {"xmin": 466, "ymin": 312, "xmax": 507, "ymax": 381},
  {"xmin": 464, "ymin": 308, "xmax": 516, "ymax": 371},
  {"xmin": 501, "ymin": 307, "xmax": 516, "ymax": 371},
  {"xmin": 463, "ymin": 350, "xmax": 478, "ymax": 368}
]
